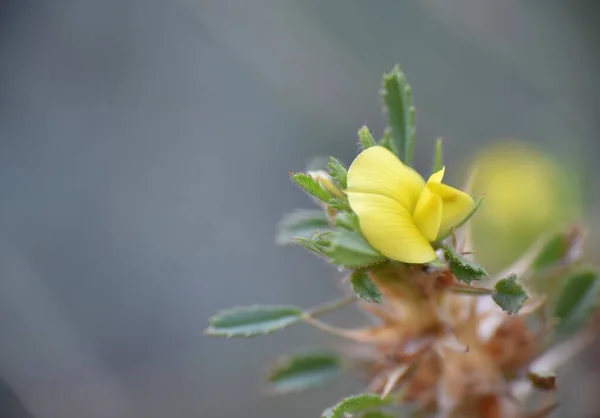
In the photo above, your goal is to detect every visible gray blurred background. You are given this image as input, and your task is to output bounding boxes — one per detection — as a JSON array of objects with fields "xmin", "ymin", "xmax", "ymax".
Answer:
[{"xmin": 0, "ymin": 1, "xmax": 599, "ymax": 417}]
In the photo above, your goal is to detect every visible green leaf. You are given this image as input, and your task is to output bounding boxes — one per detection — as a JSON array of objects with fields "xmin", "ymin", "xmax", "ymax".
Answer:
[
  {"xmin": 381, "ymin": 65, "xmax": 415, "ymax": 164},
  {"xmin": 323, "ymin": 394, "xmax": 390, "ymax": 418},
  {"xmin": 358, "ymin": 125, "xmax": 376, "ymax": 150},
  {"xmin": 436, "ymin": 196, "xmax": 484, "ymax": 241},
  {"xmin": 328, "ymin": 157, "xmax": 348, "ymax": 189},
  {"xmin": 329, "ymin": 198, "xmax": 352, "ymax": 212},
  {"xmin": 444, "ymin": 245, "xmax": 487, "ymax": 284},
  {"xmin": 290, "ymin": 172, "xmax": 331, "ymax": 203},
  {"xmin": 433, "ymin": 137, "xmax": 443, "ymax": 173},
  {"xmin": 323, "ymin": 230, "xmax": 387, "ymax": 268},
  {"xmin": 378, "ymin": 129, "xmax": 393, "ymax": 152},
  {"xmin": 267, "ymin": 351, "xmax": 340, "ymax": 394},
  {"xmin": 206, "ymin": 305, "xmax": 303, "ymax": 337},
  {"xmin": 350, "ymin": 271, "xmax": 382, "ymax": 304},
  {"xmin": 293, "ymin": 236, "xmax": 328, "ymax": 258},
  {"xmin": 531, "ymin": 227, "xmax": 585, "ymax": 274},
  {"xmin": 335, "ymin": 212, "xmax": 360, "ymax": 231},
  {"xmin": 554, "ymin": 268, "xmax": 600, "ymax": 334},
  {"xmin": 492, "ymin": 274, "xmax": 528, "ymax": 314},
  {"xmin": 276, "ymin": 210, "xmax": 331, "ymax": 245},
  {"xmin": 362, "ymin": 412, "xmax": 395, "ymax": 418}
]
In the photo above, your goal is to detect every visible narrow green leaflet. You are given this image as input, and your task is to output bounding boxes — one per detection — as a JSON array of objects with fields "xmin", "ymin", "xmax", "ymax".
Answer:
[
  {"xmin": 444, "ymin": 245, "xmax": 487, "ymax": 284},
  {"xmin": 323, "ymin": 230, "xmax": 387, "ymax": 268},
  {"xmin": 206, "ymin": 305, "xmax": 303, "ymax": 337},
  {"xmin": 378, "ymin": 129, "xmax": 393, "ymax": 152},
  {"xmin": 327, "ymin": 157, "xmax": 348, "ymax": 189},
  {"xmin": 323, "ymin": 394, "xmax": 391, "ymax": 418},
  {"xmin": 433, "ymin": 137, "xmax": 444, "ymax": 173},
  {"xmin": 276, "ymin": 210, "xmax": 331, "ymax": 245},
  {"xmin": 492, "ymin": 274, "xmax": 528, "ymax": 314},
  {"xmin": 531, "ymin": 227, "xmax": 585, "ymax": 274},
  {"xmin": 267, "ymin": 351, "xmax": 340, "ymax": 394},
  {"xmin": 362, "ymin": 412, "xmax": 395, "ymax": 418},
  {"xmin": 290, "ymin": 172, "xmax": 332, "ymax": 203},
  {"xmin": 554, "ymin": 268, "xmax": 600, "ymax": 334},
  {"xmin": 350, "ymin": 271, "xmax": 382, "ymax": 304},
  {"xmin": 381, "ymin": 65, "xmax": 415, "ymax": 165},
  {"xmin": 358, "ymin": 125, "xmax": 376, "ymax": 150}
]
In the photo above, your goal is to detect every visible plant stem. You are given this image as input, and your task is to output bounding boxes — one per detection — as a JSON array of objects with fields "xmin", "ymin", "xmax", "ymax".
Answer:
[
  {"xmin": 306, "ymin": 294, "xmax": 357, "ymax": 317},
  {"xmin": 448, "ymin": 283, "xmax": 494, "ymax": 295}
]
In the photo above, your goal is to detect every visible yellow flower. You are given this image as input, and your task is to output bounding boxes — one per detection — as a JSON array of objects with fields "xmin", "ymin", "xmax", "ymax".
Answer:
[{"xmin": 346, "ymin": 146, "xmax": 474, "ymax": 264}]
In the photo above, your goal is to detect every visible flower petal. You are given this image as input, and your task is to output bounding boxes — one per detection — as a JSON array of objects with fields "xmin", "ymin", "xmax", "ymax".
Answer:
[
  {"xmin": 428, "ymin": 166, "xmax": 445, "ymax": 184},
  {"xmin": 427, "ymin": 182, "xmax": 474, "ymax": 234},
  {"xmin": 413, "ymin": 187, "xmax": 443, "ymax": 241},
  {"xmin": 347, "ymin": 191, "xmax": 436, "ymax": 263},
  {"xmin": 346, "ymin": 146, "xmax": 425, "ymax": 212}
]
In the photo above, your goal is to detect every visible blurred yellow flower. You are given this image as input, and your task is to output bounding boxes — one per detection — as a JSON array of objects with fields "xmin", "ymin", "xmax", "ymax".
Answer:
[
  {"xmin": 470, "ymin": 140, "xmax": 583, "ymax": 272},
  {"xmin": 346, "ymin": 146, "xmax": 474, "ymax": 264}
]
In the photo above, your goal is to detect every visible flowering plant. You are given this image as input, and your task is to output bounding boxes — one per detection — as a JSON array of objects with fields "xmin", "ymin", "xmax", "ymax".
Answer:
[{"xmin": 206, "ymin": 66, "xmax": 599, "ymax": 418}]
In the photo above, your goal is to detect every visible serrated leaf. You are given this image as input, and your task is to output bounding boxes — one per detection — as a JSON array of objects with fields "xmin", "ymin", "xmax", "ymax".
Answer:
[
  {"xmin": 362, "ymin": 412, "xmax": 395, "ymax": 418},
  {"xmin": 328, "ymin": 157, "xmax": 348, "ymax": 189},
  {"xmin": 492, "ymin": 274, "xmax": 528, "ymax": 314},
  {"xmin": 267, "ymin": 351, "xmax": 340, "ymax": 394},
  {"xmin": 206, "ymin": 305, "xmax": 302, "ymax": 337},
  {"xmin": 276, "ymin": 210, "xmax": 331, "ymax": 245},
  {"xmin": 350, "ymin": 271, "xmax": 382, "ymax": 304},
  {"xmin": 335, "ymin": 212, "xmax": 360, "ymax": 231},
  {"xmin": 323, "ymin": 394, "xmax": 391, "ymax": 418},
  {"xmin": 531, "ymin": 227, "xmax": 585, "ymax": 274},
  {"xmin": 436, "ymin": 196, "xmax": 484, "ymax": 241},
  {"xmin": 290, "ymin": 172, "xmax": 331, "ymax": 203},
  {"xmin": 323, "ymin": 230, "xmax": 387, "ymax": 268},
  {"xmin": 358, "ymin": 125, "xmax": 376, "ymax": 150},
  {"xmin": 554, "ymin": 268, "xmax": 600, "ymax": 334},
  {"xmin": 527, "ymin": 371, "xmax": 557, "ymax": 390},
  {"xmin": 381, "ymin": 65, "xmax": 415, "ymax": 165},
  {"xmin": 444, "ymin": 245, "xmax": 487, "ymax": 284},
  {"xmin": 433, "ymin": 137, "xmax": 443, "ymax": 173}
]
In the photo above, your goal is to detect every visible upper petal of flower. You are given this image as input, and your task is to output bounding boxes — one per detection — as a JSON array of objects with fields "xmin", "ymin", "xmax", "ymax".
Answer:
[
  {"xmin": 427, "ymin": 182, "xmax": 474, "ymax": 235},
  {"xmin": 346, "ymin": 191, "xmax": 437, "ymax": 263},
  {"xmin": 346, "ymin": 146, "xmax": 425, "ymax": 212}
]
